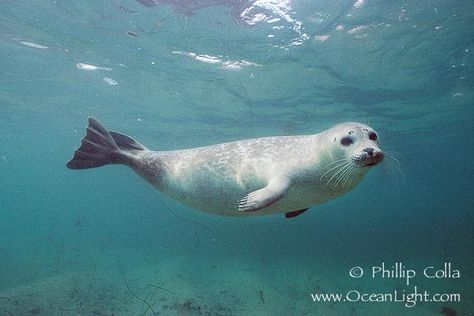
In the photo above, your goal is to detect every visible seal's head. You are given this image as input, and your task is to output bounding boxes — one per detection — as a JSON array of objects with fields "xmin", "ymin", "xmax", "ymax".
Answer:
[
  {"xmin": 335, "ymin": 123, "xmax": 384, "ymax": 168},
  {"xmin": 328, "ymin": 122, "xmax": 384, "ymax": 168},
  {"xmin": 320, "ymin": 122, "xmax": 384, "ymax": 190}
]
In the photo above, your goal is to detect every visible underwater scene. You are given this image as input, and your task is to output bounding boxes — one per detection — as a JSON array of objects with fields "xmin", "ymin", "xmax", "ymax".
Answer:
[{"xmin": 0, "ymin": 0, "xmax": 473, "ymax": 315}]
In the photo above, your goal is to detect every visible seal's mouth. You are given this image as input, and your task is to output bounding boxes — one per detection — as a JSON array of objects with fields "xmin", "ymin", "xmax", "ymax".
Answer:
[
  {"xmin": 352, "ymin": 151, "xmax": 384, "ymax": 167},
  {"xmin": 365, "ymin": 152, "xmax": 384, "ymax": 167}
]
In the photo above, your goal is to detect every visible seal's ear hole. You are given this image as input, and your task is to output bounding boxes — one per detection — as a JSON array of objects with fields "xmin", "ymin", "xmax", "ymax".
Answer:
[
  {"xmin": 369, "ymin": 132, "xmax": 378, "ymax": 141},
  {"xmin": 340, "ymin": 137, "xmax": 354, "ymax": 146}
]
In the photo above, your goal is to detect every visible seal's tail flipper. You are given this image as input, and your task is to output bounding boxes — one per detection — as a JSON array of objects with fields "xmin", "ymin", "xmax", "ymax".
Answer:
[{"xmin": 66, "ymin": 117, "xmax": 147, "ymax": 170}]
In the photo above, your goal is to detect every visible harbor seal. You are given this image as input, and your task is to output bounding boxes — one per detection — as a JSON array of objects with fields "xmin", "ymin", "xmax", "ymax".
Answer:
[{"xmin": 67, "ymin": 117, "xmax": 384, "ymax": 218}]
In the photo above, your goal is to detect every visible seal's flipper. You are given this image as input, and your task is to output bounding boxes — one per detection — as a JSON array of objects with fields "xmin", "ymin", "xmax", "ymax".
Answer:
[
  {"xmin": 67, "ymin": 117, "xmax": 140, "ymax": 169},
  {"xmin": 238, "ymin": 175, "xmax": 291, "ymax": 212},
  {"xmin": 110, "ymin": 131, "xmax": 148, "ymax": 151},
  {"xmin": 285, "ymin": 208, "xmax": 308, "ymax": 219}
]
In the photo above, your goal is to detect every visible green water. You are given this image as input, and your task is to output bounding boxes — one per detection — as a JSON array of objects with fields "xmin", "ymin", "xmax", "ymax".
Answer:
[{"xmin": 0, "ymin": 0, "xmax": 472, "ymax": 315}]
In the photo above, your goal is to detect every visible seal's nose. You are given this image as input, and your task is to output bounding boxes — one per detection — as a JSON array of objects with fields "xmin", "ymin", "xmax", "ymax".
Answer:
[{"xmin": 363, "ymin": 148, "xmax": 374, "ymax": 156}]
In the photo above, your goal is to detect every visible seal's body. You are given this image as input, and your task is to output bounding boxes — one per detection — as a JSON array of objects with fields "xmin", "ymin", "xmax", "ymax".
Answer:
[{"xmin": 67, "ymin": 118, "xmax": 384, "ymax": 218}]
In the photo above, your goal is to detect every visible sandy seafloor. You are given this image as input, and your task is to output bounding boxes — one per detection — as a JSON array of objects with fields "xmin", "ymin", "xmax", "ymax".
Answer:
[
  {"xmin": 1, "ymin": 252, "xmax": 473, "ymax": 315},
  {"xmin": 1, "ymin": 251, "xmax": 472, "ymax": 315}
]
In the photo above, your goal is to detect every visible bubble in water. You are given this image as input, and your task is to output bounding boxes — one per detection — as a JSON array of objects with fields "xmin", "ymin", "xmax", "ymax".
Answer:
[{"xmin": 103, "ymin": 77, "xmax": 118, "ymax": 85}]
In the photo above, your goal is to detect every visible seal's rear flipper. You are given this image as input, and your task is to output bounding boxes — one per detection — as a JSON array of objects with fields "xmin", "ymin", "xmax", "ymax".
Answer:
[
  {"xmin": 66, "ymin": 117, "xmax": 146, "ymax": 169},
  {"xmin": 110, "ymin": 131, "xmax": 147, "ymax": 151}
]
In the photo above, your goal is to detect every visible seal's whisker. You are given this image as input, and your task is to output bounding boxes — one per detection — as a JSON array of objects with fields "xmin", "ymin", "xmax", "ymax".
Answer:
[
  {"xmin": 384, "ymin": 153, "xmax": 406, "ymax": 186},
  {"xmin": 388, "ymin": 156, "xmax": 402, "ymax": 171},
  {"xmin": 385, "ymin": 152, "xmax": 402, "ymax": 167},
  {"xmin": 325, "ymin": 157, "xmax": 350, "ymax": 166},
  {"xmin": 326, "ymin": 161, "xmax": 352, "ymax": 186},
  {"xmin": 341, "ymin": 164, "xmax": 356, "ymax": 187},
  {"xmin": 325, "ymin": 163, "xmax": 347, "ymax": 187},
  {"xmin": 385, "ymin": 151, "xmax": 402, "ymax": 165},
  {"xmin": 331, "ymin": 162, "xmax": 353, "ymax": 189},
  {"xmin": 389, "ymin": 164, "xmax": 404, "ymax": 186},
  {"xmin": 384, "ymin": 150, "xmax": 403, "ymax": 158},
  {"xmin": 338, "ymin": 163, "xmax": 356, "ymax": 188},
  {"xmin": 336, "ymin": 163, "xmax": 354, "ymax": 188},
  {"xmin": 321, "ymin": 163, "xmax": 345, "ymax": 180},
  {"xmin": 333, "ymin": 169, "xmax": 347, "ymax": 188},
  {"xmin": 321, "ymin": 158, "xmax": 350, "ymax": 172},
  {"xmin": 348, "ymin": 164, "xmax": 358, "ymax": 186},
  {"xmin": 320, "ymin": 160, "xmax": 350, "ymax": 179},
  {"xmin": 333, "ymin": 164, "xmax": 350, "ymax": 187},
  {"xmin": 319, "ymin": 163, "xmax": 346, "ymax": 179}
]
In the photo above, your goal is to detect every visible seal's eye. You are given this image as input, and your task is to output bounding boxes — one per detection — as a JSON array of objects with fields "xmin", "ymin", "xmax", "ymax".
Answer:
[
  {"xmin": 369, "ymin": 132, "xmax": 378, "ymax": 141},
  {"xmin": 340, "ymin": 137, "xmax": 354, "ymax": 146}
]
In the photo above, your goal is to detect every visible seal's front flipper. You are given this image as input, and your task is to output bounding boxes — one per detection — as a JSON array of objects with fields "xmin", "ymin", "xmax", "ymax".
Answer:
[
  {"xmin": 67, "ymin": 117, "xmax": 146, "ymax": 170},
  {"xmin": 285, "ymin": 208, "xmax": 308, "ymax": 219},
  {"xmin": 238, "ymin": 175, "xmax": 291, "ymax": 212}
]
